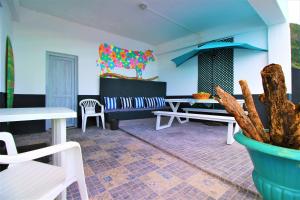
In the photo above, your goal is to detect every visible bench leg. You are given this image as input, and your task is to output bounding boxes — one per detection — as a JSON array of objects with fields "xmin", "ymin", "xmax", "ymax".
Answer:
[
  {"xmin": 176, "ymin": 111, "xmax": 189, "ymax": 124},
  {"xmin": 234, "ymin": 123, "xmax": 240, "ymax": 133},
  {"xmin": 155, "ymin": 115, "xmax": 175, "ymax": 130},
  {"xmin": 227, "ymin": 122, "xmax": 235, "ymax": 145}
]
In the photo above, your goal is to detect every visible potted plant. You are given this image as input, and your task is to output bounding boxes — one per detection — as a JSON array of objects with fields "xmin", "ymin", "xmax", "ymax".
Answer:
[{"xmin": 215, "ymin": 64, "xmax": 300, "ymax": 200}]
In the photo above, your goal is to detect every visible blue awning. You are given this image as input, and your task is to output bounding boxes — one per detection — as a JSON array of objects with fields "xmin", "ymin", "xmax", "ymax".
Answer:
[{"xmin": 172, "ymin": 42, "xmax": 268, "ymax": 67}]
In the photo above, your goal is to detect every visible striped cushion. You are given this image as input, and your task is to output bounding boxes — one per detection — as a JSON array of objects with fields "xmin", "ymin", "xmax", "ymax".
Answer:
[
  {"xmin": 155, "ymin": 97, "xmax": 166, "ymax": 107},
  {"xmin": 104, "ymin": 97, "xmax": 117, "ymax": 110},
  {"xmin": 120, "ymin": 97, "xmax": 133, "ymax": 109},
  {"xmin": 134, "ymin": 97, "xmax": 145, "ymax": 108},
  {"xmin": 145, "ymin": 97, "xmax": 156, "ymax": 108}
]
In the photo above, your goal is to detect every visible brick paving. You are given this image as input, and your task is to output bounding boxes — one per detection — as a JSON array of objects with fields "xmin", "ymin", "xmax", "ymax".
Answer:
[
  {"xmin": 120, "ymin": 118, "xmax": 258, "ymax": 195},
  {"xmin": 13, "ymin": 125, "xmax": 260, "ymax": 200}
]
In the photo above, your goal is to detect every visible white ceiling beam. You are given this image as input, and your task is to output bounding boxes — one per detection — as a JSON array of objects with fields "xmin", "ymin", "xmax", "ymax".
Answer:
[
  {"xmin": 6, "ymin": 0, "xmax": 20, "ymax": 21},
  {"xmin": 248, "ymin": 0, "xmax": 287, "ymax": 26}
]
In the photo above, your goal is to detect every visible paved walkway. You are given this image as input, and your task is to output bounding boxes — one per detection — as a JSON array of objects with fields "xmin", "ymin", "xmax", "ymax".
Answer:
[
  {"xmin": 120, "ymin": 118, "xmax": 257, "ymax": 195},
  {"xmin": 14, "ymin": 125, "xmax": 260, "ymax": 200}
]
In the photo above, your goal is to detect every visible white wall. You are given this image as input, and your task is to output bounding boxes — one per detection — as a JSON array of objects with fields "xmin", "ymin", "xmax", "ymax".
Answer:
[
  {"xmin": 0, "ymin": 0, "xmax": 14, "ymax": 93},
  {"xmin": 157, "ymin": 27, "xmax": 269, "ymax": 95},
  {"xmin": 234, "ymin": 29, "xmax": 268, "ymax": 94},
  {"xmin": 158, "ymin": 47, "xmax": 198, "ymax": 95},
  {"xmin": 268, "ymin": 22, "xmax": 292, "ymax": 93},
  {"xmin": 13, "ymin": 7, "xmax": 158, "ymax": 95}
]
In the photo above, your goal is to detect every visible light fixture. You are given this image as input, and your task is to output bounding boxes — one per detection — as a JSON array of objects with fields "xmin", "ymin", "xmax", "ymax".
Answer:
[{"xmin": 138, "ymin": 3, "xmax": 148, "ymax": 10}]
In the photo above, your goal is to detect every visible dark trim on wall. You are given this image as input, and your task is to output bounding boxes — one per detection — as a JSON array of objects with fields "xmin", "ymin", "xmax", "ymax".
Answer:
[
  {"xmin": 0, "ymin": 92, "xmax": 5, "ymax": 108},
  {"xmin": 0, "ymin": 91, "xmax": 292, "ymax": 134},
  {"xmin": 0, "ymin": 94, "xmax": 46, "ymax": 134},
  {"xmin": 292, "ymin": 68, "xmax": 300, "ymax": 103},
  {"xmin": 0, "ymin": 93, "xmax": 102, "ymax": 134}
]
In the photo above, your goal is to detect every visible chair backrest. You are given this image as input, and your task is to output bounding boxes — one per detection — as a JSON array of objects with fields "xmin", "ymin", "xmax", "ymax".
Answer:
[
  {"xmin": 79, "ymin": 99, "xmax": 100, "ymax": 114},
  {"xmin": 0, "ymin": 132, "xmax": 17, "ymax": 156}
]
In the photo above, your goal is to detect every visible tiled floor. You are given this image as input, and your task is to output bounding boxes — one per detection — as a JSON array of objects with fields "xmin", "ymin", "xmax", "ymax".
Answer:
[
  {"xmin": 120, "ymin": 118, "xmax": 257, "ymax": 194},
  {"xmin": 14, "ymin": 123, "xmax": 260, "ymax": 200}
]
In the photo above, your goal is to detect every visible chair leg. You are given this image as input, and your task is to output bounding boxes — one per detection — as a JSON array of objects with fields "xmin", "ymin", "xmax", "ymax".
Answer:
[
  {"xmin": 81, "ymin": 117, "xmax": 84, "ymax": 132},
  {"xmin": 101, "ymin": 114, "xmax": 105, "ymax": 129},
  {"xmin": 96, "ymin": 116, "xmax": 100, "ymax": 127},
  {"xmin": 77, "ymin": 178, "xmax": 89, "ymax": 200},
  {"xmin": 82, "ymin": 117, "xmax": 87, "ymax": 133}
]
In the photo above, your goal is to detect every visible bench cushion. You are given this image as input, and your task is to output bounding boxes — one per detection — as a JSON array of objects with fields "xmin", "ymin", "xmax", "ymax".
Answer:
[
  {"xmin": 145, "ymin": 97, "xmax": 156, "ymax": 108},
  {"xmin": 104, "ymin": 97, "xmax": 117, "ymax": 110},
  {"xmin": 155, "ymin": 97, "xmax": 166, "ymax": 107},
  {"xmin": 134, "ymin": 97, "xmax": 145, "ymax": 108},
  {"xmin": 120, "ymin": 97, "xmax": 133, "ymax": 109},
  {"xmin": 105, "ymin": 107, "xmax": 170, "ymax": 121},
  {"xmin": 105, "ymin": 106, "xmax": 169, "ymax": 113}
]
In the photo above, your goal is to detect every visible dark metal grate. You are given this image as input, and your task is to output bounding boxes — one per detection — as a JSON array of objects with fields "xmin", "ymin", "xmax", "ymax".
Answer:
[{"xmin": 198, "ymin": 38, "xmax": 234, "ymax": 96}]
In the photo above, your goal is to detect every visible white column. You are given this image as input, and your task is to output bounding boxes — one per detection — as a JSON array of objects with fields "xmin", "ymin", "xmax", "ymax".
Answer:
[{"xmin": 267, "ymin": 22, "xmax": 292, "ymax": 93}]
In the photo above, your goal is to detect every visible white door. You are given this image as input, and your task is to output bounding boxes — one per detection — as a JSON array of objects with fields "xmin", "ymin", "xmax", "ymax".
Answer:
[{"xmin": 46, "ymin": 52, "xmax": 78, "ymax": 129}]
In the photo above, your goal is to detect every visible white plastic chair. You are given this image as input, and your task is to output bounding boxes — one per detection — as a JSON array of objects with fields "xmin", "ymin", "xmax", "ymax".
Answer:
[
  {"xmin": 0, "ymin": 132, "xmax": 88, "ymax": 200},
  {"xmin": 79, "ymin": 99, "xmax": 105, "ymax": 132}
]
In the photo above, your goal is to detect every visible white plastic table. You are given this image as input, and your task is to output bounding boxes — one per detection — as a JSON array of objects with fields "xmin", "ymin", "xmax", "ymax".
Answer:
[{"xmin": 0, "ymin": 107, "xmax": 77, "ymax": 200}]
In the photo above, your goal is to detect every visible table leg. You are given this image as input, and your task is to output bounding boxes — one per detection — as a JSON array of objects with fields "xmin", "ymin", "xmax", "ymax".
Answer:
[
  {"xmin": 227, "ymin": 122, "xmax": 235, "ymax": 144},
  {"xmin": 52, "ymin": 118, "xmax": 67, "ymax": 200},
  {"xmin": 168, "ymin": 102, "xmax": 188, "ymax": 124}
]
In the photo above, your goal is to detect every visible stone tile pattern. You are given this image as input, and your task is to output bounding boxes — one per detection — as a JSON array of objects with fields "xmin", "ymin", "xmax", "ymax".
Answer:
[
  {"xmin": 14, "ymin": 126, "xmax": 260, "ymax": 200},
  {"xmin": 120, "ymin": 118, "xmax": 257, "ymax": 194}
]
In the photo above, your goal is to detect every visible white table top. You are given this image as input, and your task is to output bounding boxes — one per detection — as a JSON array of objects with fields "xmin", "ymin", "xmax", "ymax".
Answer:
[
  {"xmin": 0, "ymin": 107, "xmax": 77, "ymax": 122},
  {"xmin": 165, "ymin": 98, "xmax": 245, "ymax": 105}
]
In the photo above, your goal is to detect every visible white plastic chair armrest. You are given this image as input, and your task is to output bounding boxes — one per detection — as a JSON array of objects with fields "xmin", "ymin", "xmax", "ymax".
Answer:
[
  {"xmin": 100, "ymin": 104, "xmax": 104, "ymax": 113},
  {"xmin": 0, "ymin": 132, "xmax": 18, "ymax": 155},
  {"xmin": 0, "ymin": 142, "xmax": 81, "ymax": 164}
]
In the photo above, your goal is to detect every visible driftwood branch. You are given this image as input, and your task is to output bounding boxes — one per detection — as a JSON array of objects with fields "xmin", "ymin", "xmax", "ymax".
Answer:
[
  {"xmin": 215, "ymin": 63, "xmax": 300, "ymax": 149},
  {"xmin": 260, "ymin": 64, "xmax": 295, "ymax": 146},
  {"xmin": 215, "ymin": 86, "xmax": 264, "ymax": 142},
  {"xmin": 239, "ymin": 80, "xmax": 270, "ymax": 143}
]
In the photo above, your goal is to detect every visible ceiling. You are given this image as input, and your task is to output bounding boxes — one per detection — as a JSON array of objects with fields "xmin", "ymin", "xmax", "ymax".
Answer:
[{"xmin": 18, "ymin": 0, "xmax": 265, "ymax": 45}]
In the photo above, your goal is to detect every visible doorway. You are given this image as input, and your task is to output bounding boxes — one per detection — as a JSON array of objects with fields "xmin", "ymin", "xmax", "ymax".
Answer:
[{"xmin": 46, "ymin": 51, "xmax": 78, "ymax": 130}]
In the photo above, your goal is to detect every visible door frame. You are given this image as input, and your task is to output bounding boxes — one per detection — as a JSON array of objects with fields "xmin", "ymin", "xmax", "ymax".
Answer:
[{"xmin": 45, "ymin": 51, "xmax": 78, "ymax": 129}]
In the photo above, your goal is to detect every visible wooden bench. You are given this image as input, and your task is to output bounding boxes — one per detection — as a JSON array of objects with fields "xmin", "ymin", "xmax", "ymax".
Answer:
[{"xmin": 153, "ymin": 111, "xmax": 239, "ymax": 144}]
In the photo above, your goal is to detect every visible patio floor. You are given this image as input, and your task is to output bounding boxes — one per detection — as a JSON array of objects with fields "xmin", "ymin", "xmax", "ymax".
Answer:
[
  {"xmin": 119, "ymin": 118, "xmax": 257, "ymax": 195},
  {"xmin": 13, "ymin": 121, "xmax": 260, "ymax": 200}
]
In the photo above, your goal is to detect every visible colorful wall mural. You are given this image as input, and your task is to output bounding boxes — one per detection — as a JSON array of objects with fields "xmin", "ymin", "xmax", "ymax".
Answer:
[{"xmin": 97, "ymin": 43, "xmax": 157, "ymax": 80}]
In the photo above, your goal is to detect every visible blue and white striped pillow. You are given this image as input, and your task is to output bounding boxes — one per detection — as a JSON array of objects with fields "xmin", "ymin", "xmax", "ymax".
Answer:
[
  {"xmin": 134, "ymin": 97, "xmax": 145, "ymax": 108},
  {"xmin": 155, "ymin": 97, "xmax": 166, "ymax": 107},
  {"xmin": 145, "ymin": 97, "xmax": 156, "ymax": 108},
  {"xmin": 104, "ymin": 97, "xmax": 117, "ymax": 110},
  {"xmin": 120, "ymin": 97, "xmax": 133, "ymax": 109}
]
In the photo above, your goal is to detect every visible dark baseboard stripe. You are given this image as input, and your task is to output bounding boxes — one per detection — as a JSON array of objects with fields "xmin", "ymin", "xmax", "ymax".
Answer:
[
  {"xmin": 0, "ymin": 92, "xmax": 293, "ymax": 134},
  {"xmin": 0, "ymin": 94, "xmax": 46, "ymax": 134}
]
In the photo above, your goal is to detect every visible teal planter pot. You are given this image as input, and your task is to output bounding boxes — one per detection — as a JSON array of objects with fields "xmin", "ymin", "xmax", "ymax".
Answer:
[{"xmin": 234, "ymin": 132, "xmax": 300, "ymax": 200}]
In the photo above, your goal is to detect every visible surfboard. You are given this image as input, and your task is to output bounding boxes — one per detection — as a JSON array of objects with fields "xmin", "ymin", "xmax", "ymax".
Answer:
[{"xmin": 6, "ymin": 37, "xmax": 14, "ymax": 108}]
